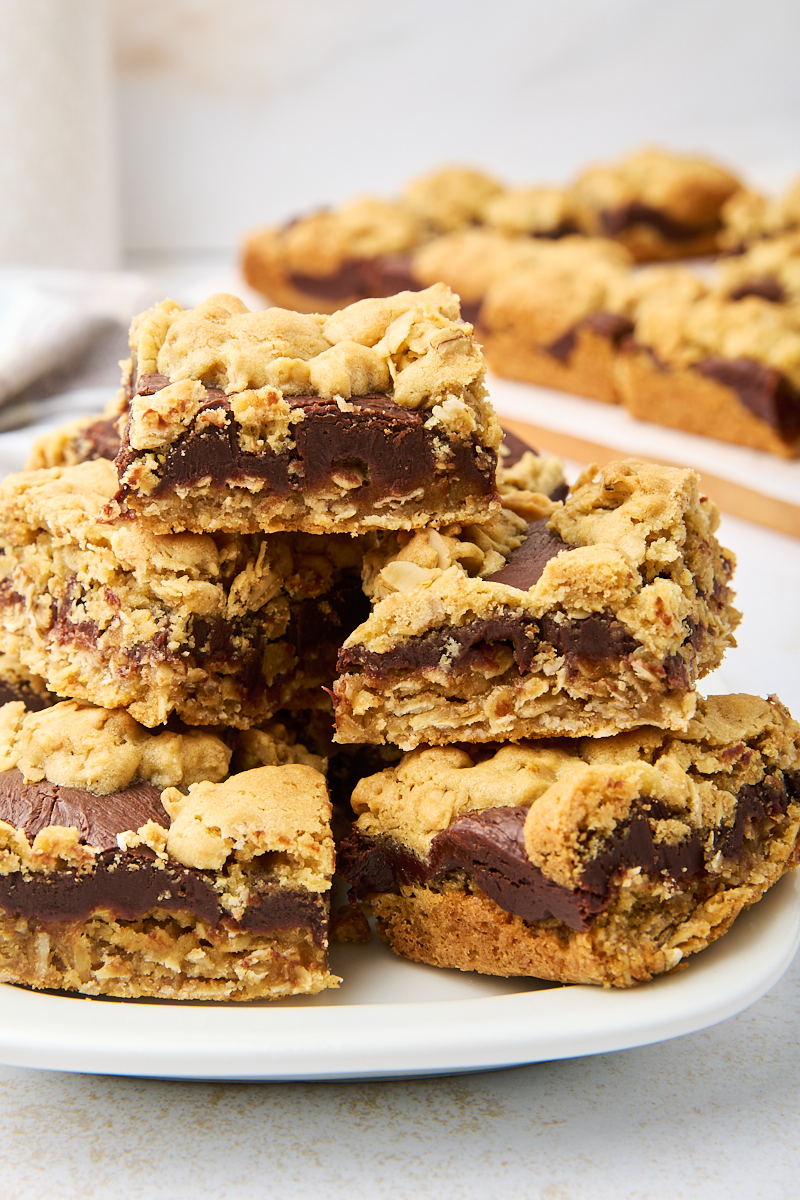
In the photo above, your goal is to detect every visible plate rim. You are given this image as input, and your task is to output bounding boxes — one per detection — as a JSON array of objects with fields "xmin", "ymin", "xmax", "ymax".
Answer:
[{"xmin": 0, "ymin": 872, "xmax": 797, "ymax": 1081}]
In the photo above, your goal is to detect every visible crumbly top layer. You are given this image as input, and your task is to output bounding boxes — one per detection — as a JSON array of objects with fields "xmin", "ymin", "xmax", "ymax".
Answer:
[
  {"xmin": 496, "ymin": 448, "xmax": 567, "ymax": 517},
  {"xmin": 609, "ymin": 263, "xmax": 708, "ymax": 321},
  {"xmin": 480, "ymin": 237, "xmax": 632, "ymax": 339},
  {"xmin": 161, "ymin": 765, "xmax": 333, "ymax": 885},
  {"xmin": 352, "ymin": 693, "xmax": 799, "ymax": 869},
  {"xmin": 343, "ymin": 459, "xmax": 735, "ymax": 666},
  {"xmin": 125, "ymin": 286, "xmax": 492, "ymax": 454},
  {"xmin": 401, "ymin": 166, "xmax": 504, "ymax": 233},
  {"xmin": 484, "ymin": 186, "xmax": 588, "ymax": 236},
  {"xmin": 361, "ymin": 506, "xmax": 534, "ymax": 602},
  {"xmin": 717, "ymin": 232, "xmax": 800, "ymax": 306},
  {"xmin": 0, "ymin": 700, "xmax": 231, "ymax": 794},
  {"xmin": 574, "ymin": 146, "xmax": 742, "ymax": 225},
  {"xmin": 246, "ymin": 197, "xmax": 424, "ymax": 276},
  {"xmin": 719, "ymin": 177, "xmax": 800, "ymax": 251},
  {"xmin": 633, "ymin": 291, "xmax": 800, "ymax": 383}
]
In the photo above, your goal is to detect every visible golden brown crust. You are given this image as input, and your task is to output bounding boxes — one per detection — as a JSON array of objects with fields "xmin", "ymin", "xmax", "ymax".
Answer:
[
  {"xmin": 482, "ymin": 323, "xmax": 622, "ymax": 403},
  {"xmin": 615, "ymin": 344, "xmax": 800, "ymax": 457},
  {"xmin": 370, "ymin": 878, "xmax": 768, "ymax": 987},
  {"xmin": 0, "ymin": 910, "xmax": 338, "ymax": 1000}
]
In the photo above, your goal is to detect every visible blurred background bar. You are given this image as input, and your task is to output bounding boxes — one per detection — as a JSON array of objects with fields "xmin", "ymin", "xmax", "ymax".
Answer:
[{"xmin": 112, "ymin": 0, "xmax": 799, "ymax": 258}]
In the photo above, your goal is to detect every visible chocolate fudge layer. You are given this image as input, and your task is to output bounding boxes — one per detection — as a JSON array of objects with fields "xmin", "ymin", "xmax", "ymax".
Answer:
[
  {"xmin": 339, "ymin": 694, "xmax": 800, "ymax": 987},
  {"xmin": 113, "ymin": 288, "xmax": 501, "ymax": 535},
  {"xmin": 0, "ymin": 458, "xmax": 367, "ymax": 728},
  {"xmin": 0, "ymin": 700, "xmax": 337, "ymax": 999},
  {"xmin": 333, "ymin": 460, "xmax": 739, "ymax": 749}
]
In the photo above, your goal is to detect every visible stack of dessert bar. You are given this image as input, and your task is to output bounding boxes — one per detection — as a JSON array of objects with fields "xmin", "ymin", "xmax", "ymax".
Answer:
[
  {"xmin": 242, "ymin": 148, "xmax": 800, "ymax": 457},
  {"xmin": 334, "ymin": 458, "xmax": 800, "ymax": 986},
  {"xmin": 0, "ymin": 284, "xmax": 502, "ymax": 1000},
  {"xmin": 0, "ymin": 284, "xmax": 796, "ymax": 1000}
]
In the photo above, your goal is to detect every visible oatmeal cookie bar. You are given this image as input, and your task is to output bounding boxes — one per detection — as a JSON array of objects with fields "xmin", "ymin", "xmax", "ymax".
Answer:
[
  {"xmin": 0, "ymin": 459, "xmax": 367, "ymax": 728},
  {"xmin": 574, "ymin": 146, "xmax": 742, "ymax": 261},
  {"xmin": 0, "ymin": 699, "xmax": 337, "ymax": 999},
  {"xmin": 477, "ymin": 237, "xmax": 634, "ymax": 402},
  {"xmin": 242, "ymin": 197, "xmax": 424, "ymax": 314},
  {"xmin": 339, "ymin": 693, "xmax": 800, "ymax": 987},
  {"xmin": 615, "ymin": 291, "xmax": 800, "ymax": 455},
  {"xmin": 114, "ymin": 288, "xmax": 501, "ymax": 535},
  {"xmin": 333, "ymin": 460, "xmax": 738, "ymax": 749}
]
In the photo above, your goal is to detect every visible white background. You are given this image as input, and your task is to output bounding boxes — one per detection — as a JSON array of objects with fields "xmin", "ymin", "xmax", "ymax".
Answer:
[{"xmin": 110, "ymin": 0, "xmax": 800, "ymax": 251}]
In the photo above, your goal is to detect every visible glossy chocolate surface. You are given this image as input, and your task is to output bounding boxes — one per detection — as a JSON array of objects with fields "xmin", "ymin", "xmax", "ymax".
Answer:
[
  {"xmin": 485, "ymin": 518, "xmax": 570, "ymax": 589},
  {"xmin": 0, "ymin": 768, "xmax": 167, "ymax": 850}
]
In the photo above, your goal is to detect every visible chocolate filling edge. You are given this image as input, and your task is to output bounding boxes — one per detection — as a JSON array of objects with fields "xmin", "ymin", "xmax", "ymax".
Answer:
[
  {"xmin": 0, "ymin": 769, "xmax": 328, "ymax": 946},
  {"xmin": 339, "ymin": 770, "xmax": 798, "ymax": 933},
  {"xmin": 118, "ymin": 380, "xmax": 497, "ymax": 506},
  {"xmin": 623, "ymin": 342, "xmax": 800, "ymax": 442}
]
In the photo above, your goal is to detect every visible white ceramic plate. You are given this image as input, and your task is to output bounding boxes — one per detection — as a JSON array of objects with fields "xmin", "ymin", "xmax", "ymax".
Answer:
[{"xmin": 0, "ymin": 872, "xmax": 797, "ymax": 1081}]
